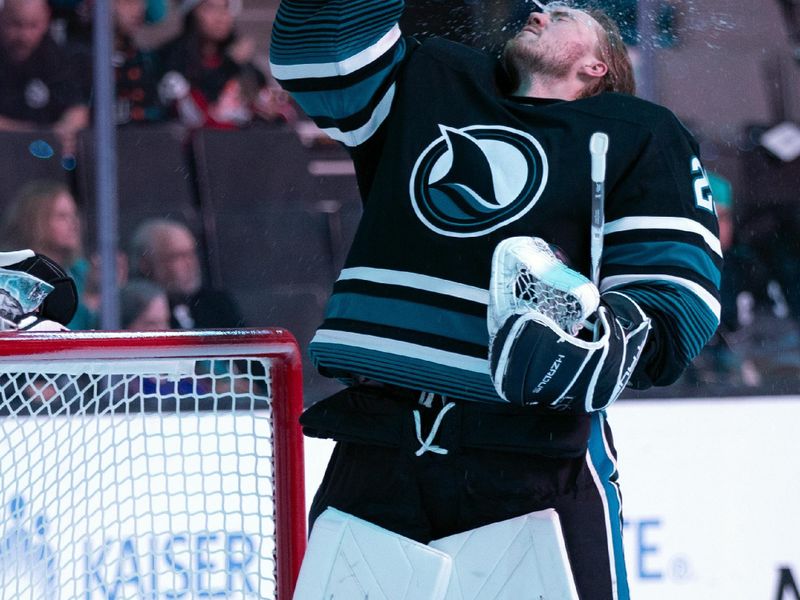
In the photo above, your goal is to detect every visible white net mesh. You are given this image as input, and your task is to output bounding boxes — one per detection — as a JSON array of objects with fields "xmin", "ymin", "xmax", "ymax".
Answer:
[
  {"xmin": 0, "ymin": 355, "xmax": 280, "ymax": 600},
  {"xmin": 513, "ymin": 267, "xmax": 587, "ymax": 336}
]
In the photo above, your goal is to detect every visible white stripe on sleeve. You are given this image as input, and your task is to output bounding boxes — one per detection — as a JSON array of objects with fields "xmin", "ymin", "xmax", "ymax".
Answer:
[
  {"xmin": 321, "ymin": 84, "xmax": 396, "ymax": 146},
  {"xmin": 269, "ymin": 25, "xmax": 402, "ymax": 81},
  {"xmin": 604, "ymin": 216, "xmax": 722, "ymax": 257},
  {"xmin": 338, "ymin": 266, "xmax": 490, "ymax": 304}
]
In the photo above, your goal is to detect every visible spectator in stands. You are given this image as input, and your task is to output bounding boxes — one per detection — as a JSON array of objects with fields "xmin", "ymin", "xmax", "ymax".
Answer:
[
  {"xmin": 114, "ymin": 0, "xmax": 170, "ymax": 124},
  {"xmin": 157, "ymin": 0, "xmax": 296, "ymax": 129},
  {"xmin": 49, "ymin": 0, "xmax": 173, "ymax": 47},
  {"xmin": 48, "ymin": 0, "xmax": 94, "ymax": 46},
  {"xmin": 0, "ymin": 180, "xmax": 94, "ymax": 330},
  {"xmin": 683, "ymin": 171, "xmax": 761, "ymax": 387},
  {"xmin": 81, "ymin": 248, "xmax": 130, "ymax": 328},
  {"xmin": 130, "ymin": 218, "xmax": 244, "ymax": 329},
  {"xmin": 120, "ymin": 278, "xmax": 171, "ymax": 330},
  {"xmin": 120, "ymin": 273, "xmax": 250, "ymax": 399},
  {"xmin": 117, "ymin": 278, "xmax": 218, "ymax": 403},
  {"xmin": 0, "ymin": 0, "xmax": 89, "ymax": 157},
  {"xmin": 710, "ymin": 173, "xmax": 738, "ymax": 330}
]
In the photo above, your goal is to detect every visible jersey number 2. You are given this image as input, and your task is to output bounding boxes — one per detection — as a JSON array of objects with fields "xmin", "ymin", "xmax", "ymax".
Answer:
[{"xmin": 691, "ymin": 157, "xmax": 714, "ymax": 213}]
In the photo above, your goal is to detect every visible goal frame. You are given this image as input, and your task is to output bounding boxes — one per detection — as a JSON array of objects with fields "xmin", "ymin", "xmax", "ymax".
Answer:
[{"xmin": 0, "ymin": 327, "xmax": 306, "ymax": 599}]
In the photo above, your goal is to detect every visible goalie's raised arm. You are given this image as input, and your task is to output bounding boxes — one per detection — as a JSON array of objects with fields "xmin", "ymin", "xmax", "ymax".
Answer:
[{"xmin": 269, "ymin": 0, "xmax": 407, "ymax": 148}]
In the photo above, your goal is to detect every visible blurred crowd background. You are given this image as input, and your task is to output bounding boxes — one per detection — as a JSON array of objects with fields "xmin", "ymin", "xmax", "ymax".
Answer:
[{"xmin": 1, "ymin": 0, "xmax": 799, "ymax": 403}]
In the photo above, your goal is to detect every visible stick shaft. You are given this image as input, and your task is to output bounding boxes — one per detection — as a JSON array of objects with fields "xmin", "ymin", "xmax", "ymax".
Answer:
[
  {"xmin": 590, "ymin": 182, "xmax": 604, "ymax": 286},
  {"xmin": 589, "ymin": 132, "xmax": 609, "ymax": 287}
]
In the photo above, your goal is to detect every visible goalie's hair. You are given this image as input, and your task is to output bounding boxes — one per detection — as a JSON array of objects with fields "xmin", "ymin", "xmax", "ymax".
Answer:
[{"xmin": 580, "ymin": 8, "xmax": 636, "ymax": 98}]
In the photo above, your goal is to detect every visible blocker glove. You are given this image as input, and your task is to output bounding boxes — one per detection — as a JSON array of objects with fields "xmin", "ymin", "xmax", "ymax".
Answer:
[{"xmin": 487, "ymin": 237, "xmax": 651, "ymax": 413}]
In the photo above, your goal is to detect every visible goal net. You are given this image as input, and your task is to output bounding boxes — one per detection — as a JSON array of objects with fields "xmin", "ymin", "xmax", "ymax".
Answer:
[{"xmin": 0, "ymin": 329, "xmax": 306, "ymax": 600}]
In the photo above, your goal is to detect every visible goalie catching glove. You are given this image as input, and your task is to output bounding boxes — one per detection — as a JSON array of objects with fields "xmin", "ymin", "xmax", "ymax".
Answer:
[{"xmin": 488, "ymin": 237, "xmax": 651, "ymax": 412}]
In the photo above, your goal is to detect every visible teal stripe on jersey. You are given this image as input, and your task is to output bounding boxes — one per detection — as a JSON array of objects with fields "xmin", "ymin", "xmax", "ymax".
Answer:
[
  {"xmin": 325, "ymin": 292, "xmax": 489, "ymax": 346},
  {"xmin": 587, "ymin": 413, "xmax": 629, "ymax": 600},
  {"xmin": 271, "ymin": 0, "xmax": 404, "ymax": 65},
  {"xmin": 290, "ymin": 50, "xmax": 403, "ymax": 120},
  {"xmin": 619, "ymin": 283, "xmax": 719, "ymax": 362},
  {"xmin": 271, "ymin": 1, "xmax": 407, "ymax": 144},
  {"xmin": 603, "ymin": 242, "xmax": 721, "ymax": 287},
  {"xmin": 309, "ymin": 341, "xmax": 501, "ymax": 402},
  {"xmin": 604, "ymin": 241, "xmax": 721, "ymax": 287}
]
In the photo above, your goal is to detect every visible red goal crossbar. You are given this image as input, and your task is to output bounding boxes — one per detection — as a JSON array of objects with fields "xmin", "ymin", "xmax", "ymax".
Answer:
[{"xmin": 0, "ymin": 328, "xmax": 306, "ymax": 599}]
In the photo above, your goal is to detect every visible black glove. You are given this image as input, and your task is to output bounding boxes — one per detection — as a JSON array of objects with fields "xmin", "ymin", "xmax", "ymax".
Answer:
[{"xmin": 489, "ymin": 291, "xmax": 651, "ymax": 412}]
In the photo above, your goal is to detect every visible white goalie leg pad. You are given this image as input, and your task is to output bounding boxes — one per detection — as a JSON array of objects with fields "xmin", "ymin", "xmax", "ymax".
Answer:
[
  {"xmin": 429, "ymin": 509, "xmax": 579, "ymax": 600},
  {"xmin": 293, "ymin": 507, "xmax": 452, "ymax": 600}
]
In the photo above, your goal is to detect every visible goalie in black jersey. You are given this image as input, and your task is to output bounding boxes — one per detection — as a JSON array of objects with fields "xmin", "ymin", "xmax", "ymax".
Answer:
[{"xmin": 271, "ymin": 3, "xmax": 721, "ymax": 599}]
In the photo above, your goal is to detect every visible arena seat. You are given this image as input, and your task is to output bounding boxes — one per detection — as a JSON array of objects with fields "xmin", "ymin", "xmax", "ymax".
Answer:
[
  {"xmin": 0, "ymin": 131, "xmax": 72, "ymax": 211},
  {"xmin": 76, "ymin": 125, "xmax": 201, "ymax": 249},
  {"xmin": 191, "ymin": 127, "xmax": 361, "ymax": 405},
  {"xmin": 191, "ymin": 126, "xmax": 361, "ymax": 293}
]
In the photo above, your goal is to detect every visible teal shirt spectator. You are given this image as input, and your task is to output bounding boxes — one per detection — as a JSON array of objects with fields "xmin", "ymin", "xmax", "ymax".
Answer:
[
  {"xmin": 49, "ymin": 0, "xmax": 169, "ymax": 25},
  {"xmin": 145, "ymin": 0, "xmax": 169, "ymax": 24},
  {"xmin": 66, "ymin": 257, "xmax": 94, "ymax": 330}
]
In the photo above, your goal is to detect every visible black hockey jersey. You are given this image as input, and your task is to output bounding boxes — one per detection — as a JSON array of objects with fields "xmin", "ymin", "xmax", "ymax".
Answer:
[{"xmin": 270, "ymin": 0, "xmax": 721, "ymax": 403}]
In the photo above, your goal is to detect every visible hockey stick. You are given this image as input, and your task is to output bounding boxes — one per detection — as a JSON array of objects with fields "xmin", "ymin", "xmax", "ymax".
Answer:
[{"xmin": 589, "ymin": 132, "xmax": 609, "ymax": 287}]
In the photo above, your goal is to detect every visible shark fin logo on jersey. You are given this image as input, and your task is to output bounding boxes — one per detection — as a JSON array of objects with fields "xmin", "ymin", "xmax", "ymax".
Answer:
[{"xmin": 410, "ymin": 124, "xmax": 549, "ymax": 237}]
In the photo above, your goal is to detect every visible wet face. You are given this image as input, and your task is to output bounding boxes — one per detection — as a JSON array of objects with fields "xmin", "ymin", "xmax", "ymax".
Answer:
[
  {"xmin": 504, "ymin": 6, "xmax": 604, "ymax": 83},
  {"xmin": 0, "ymin": 0, "xmax": 51, "ymax": 64},
  {"xmin": 149, "ymin": 226, "xmax": 202, "ymax": 296},
  {"xmin": 194, "ymin": 0, "xmax": 235, "ymax": 43}
]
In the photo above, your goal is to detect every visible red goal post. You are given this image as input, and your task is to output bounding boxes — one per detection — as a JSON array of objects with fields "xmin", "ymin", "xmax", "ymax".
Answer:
[{"xmin": 0, "ymin": 328, "xmax": 306, "ymax": 599}]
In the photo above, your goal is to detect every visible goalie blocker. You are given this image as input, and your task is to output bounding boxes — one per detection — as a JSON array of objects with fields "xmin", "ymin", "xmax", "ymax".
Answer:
[{"xmin": 488, "ymin": 237, "xmax": 651, "ymax": 412}]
